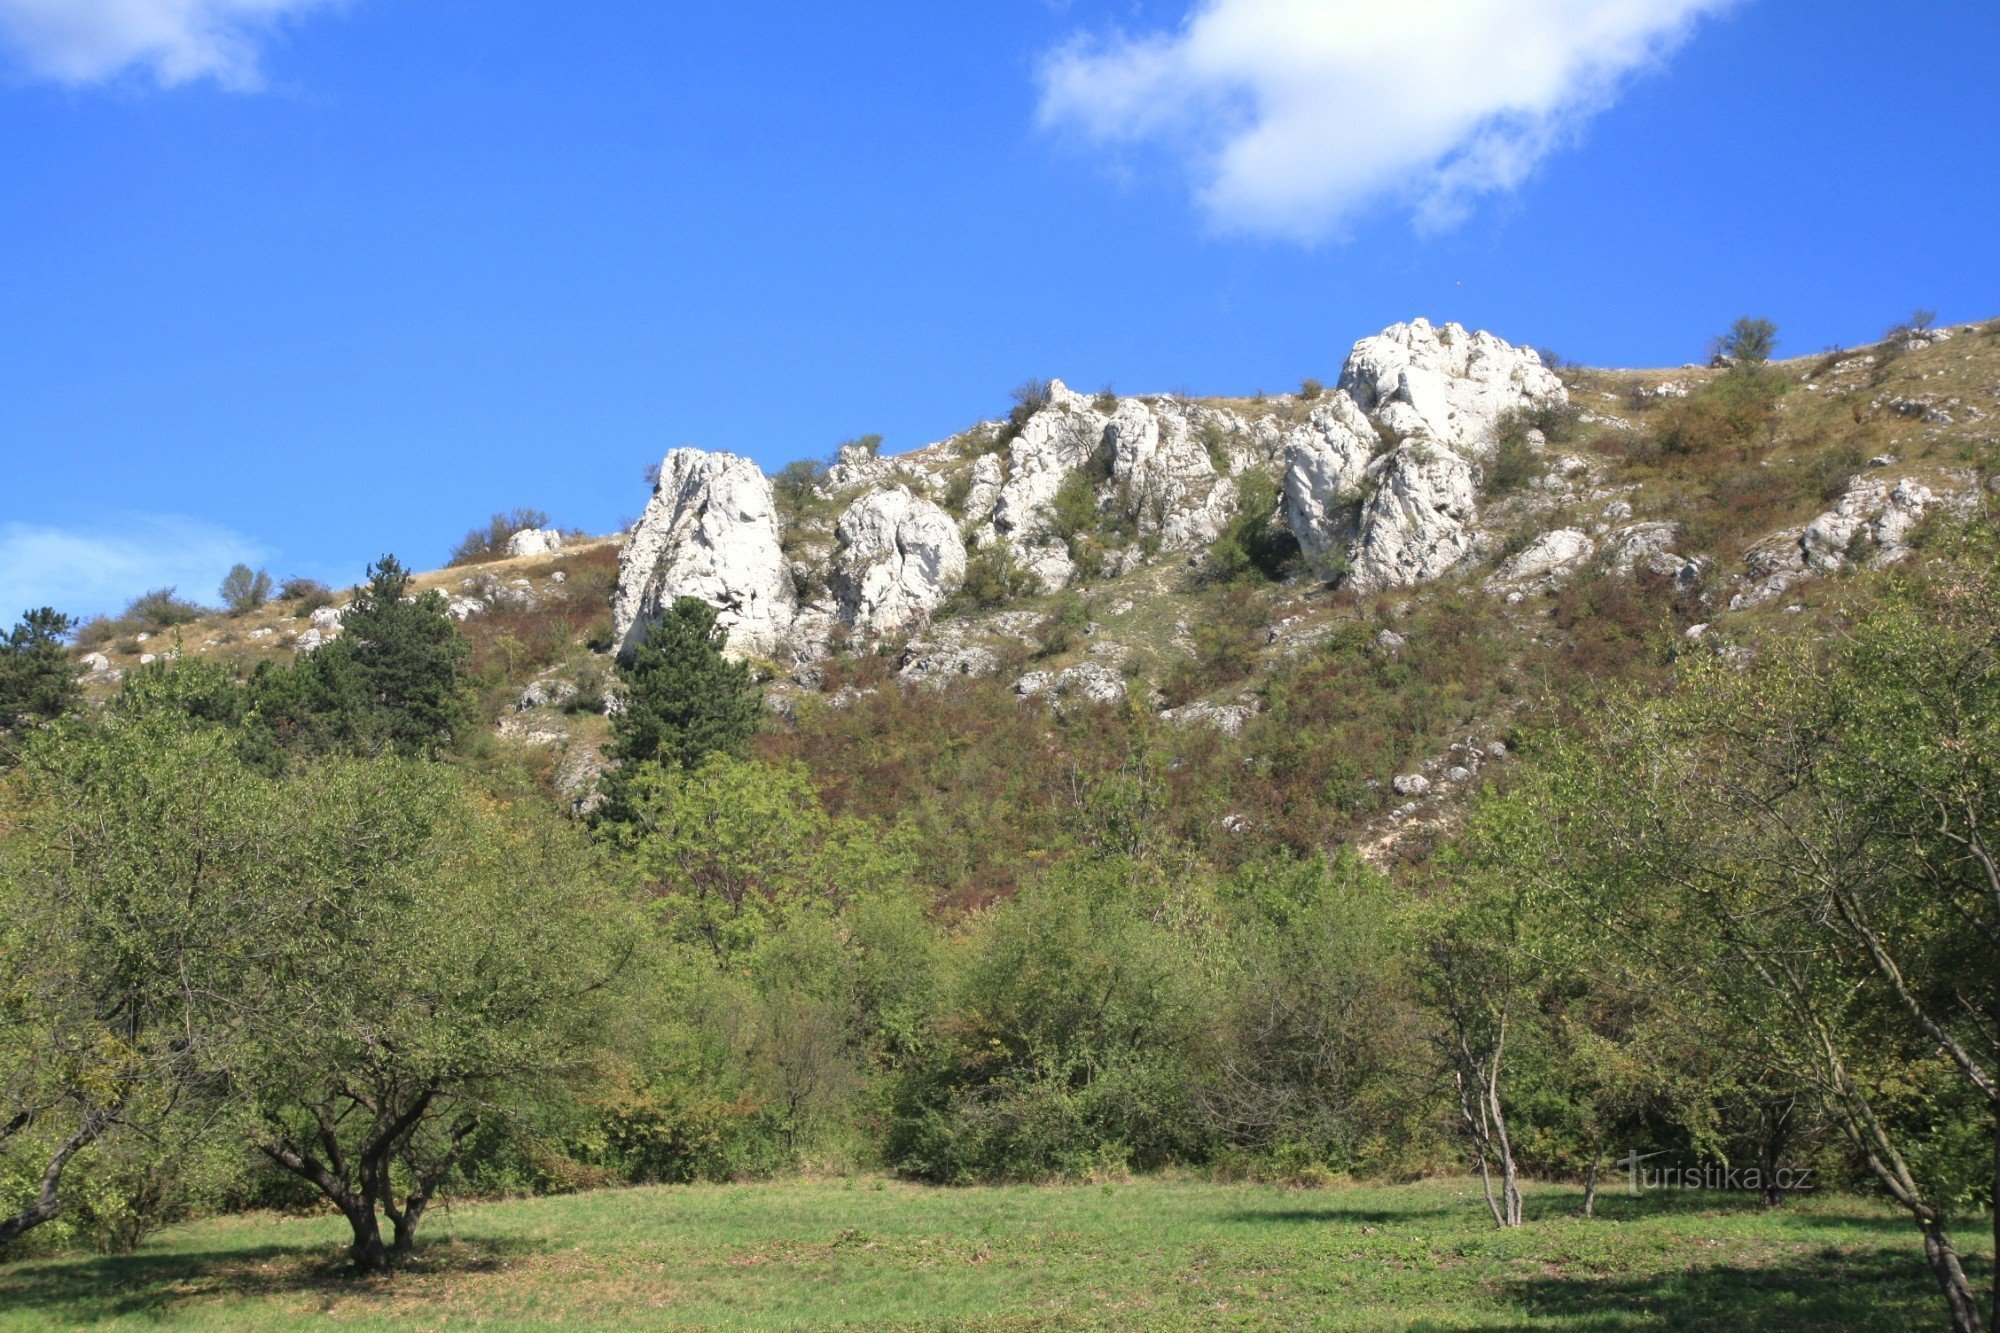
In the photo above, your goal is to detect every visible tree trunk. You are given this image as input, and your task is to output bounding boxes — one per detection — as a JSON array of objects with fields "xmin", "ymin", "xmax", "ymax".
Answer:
[
  {"xmin": 1759, "ymin": 1095, "xmax": 1795, "ymax": 1209},
  {"xmin": 344, "ymin": 1202, "xmax": 393, "ymax": 1275},
  {"xmin": 1580, "ymin": 1153, "xmax": 1602, "ymax": 1218},
  {"xmin": 0, "ymin": 1120, "xmax": 98, "ymax": 1245},
  {"xmin": 1917, "ymin": 1214, "xmax": 1987, "ymax": 1333}
]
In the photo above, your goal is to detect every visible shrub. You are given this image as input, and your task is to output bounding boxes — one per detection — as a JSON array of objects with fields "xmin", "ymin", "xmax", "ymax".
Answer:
[
  {"xmin": 773, "ymin": 457, "xmax": 834, "ymax": 540},
  {"xmin": 1046, "ymin": 470, "xmax": 1101, "ymax": 555},
  {"xmin": 889, "ymin": 859, "xmax": 1223, "ymax": 1183},
  {"xmin": 1093, "ymin": 386, "xmax": 1118, "ymax": 414},
  {"xmin": 1641, "ymin": 371, "xmax": 1782, "ymax": 464},
  {"xmin": 279, "ymin": 579, "xmax": 336, "ymax": 616},
  {"xmin": 942, "ymin": 544, "xmax": 1039, "ymax": 616},
  {"xmin": 449, "ymin": 507, "xmax": 550, "ymax": 566},
  {"xmin": 217, "ymin": 564, "xmax": 273, "ymax": 615},
  {"xmin": 1201, "ymin": 469, "xmax": 1295, "ymax": 585},
  {"xmin": 1299, "ymin": 378, "xmax": 1324, "ymax": 401},
  {"xmin": 0, "ymin": 608, "xmax": 80, "ymax": 756},
  {"xmin": 1710, "ymin": 316, "xmax": 1778, "ymax": 369},
  {"xmin": 1035, "ymin": 592, "xmax": 1091, "ymax": 658},
  {"xmin": 998, "ymin": 379, "xmax": 1053, "ymax": 445},
  {"xmin": 123, "ymin": 588, "xmax": 207, "ymax": 631}
]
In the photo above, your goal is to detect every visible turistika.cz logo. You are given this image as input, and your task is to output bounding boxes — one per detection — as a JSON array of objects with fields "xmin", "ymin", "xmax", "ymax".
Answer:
[{"xmin": 1616, "ymin": 1151, "xmax": 1815, "ymax": 1197}]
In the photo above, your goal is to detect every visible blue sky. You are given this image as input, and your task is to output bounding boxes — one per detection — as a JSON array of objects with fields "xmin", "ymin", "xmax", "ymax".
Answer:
[{"xmin": 2, "ymin": 0, "xmax": 1997, "ymax": 619}]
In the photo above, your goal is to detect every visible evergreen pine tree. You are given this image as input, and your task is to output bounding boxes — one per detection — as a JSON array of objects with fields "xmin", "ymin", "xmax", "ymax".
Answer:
[
  {"xmin": 0, "ymin": 608, "xmax": 81, "ymax": 761},
  {"xmin": 245, "ymin": 556, "xmax": 470, "ymax": 760},
  {"xmin": 599, "ymin": 597, "xmax": 761, "ymax": 822}
]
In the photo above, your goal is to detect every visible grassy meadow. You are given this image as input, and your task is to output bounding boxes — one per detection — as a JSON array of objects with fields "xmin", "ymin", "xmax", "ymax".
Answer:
[{"xmin": 0, "ymin": 1176, "xmax": 1984, "ymax": 1329}]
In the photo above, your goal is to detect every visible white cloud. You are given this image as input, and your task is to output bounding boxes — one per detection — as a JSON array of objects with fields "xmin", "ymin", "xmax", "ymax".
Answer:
[
  {"xmin": 0, "ymin": 0, "xmax": 340, "ymax": 89},
  {"xmin": 1037, "ymin": 0, "xmax": 1736, "ymax": 240},
  {"xmin": 0, "ymin": 515, "xmax": 271, "ymax": 622}
]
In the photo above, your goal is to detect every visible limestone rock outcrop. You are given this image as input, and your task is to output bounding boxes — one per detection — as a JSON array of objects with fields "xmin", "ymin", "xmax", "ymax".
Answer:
[
  {"xmin": 614, "ymin": 448, "xmax": 797, "ymax": 659},
  {"xmin": 1281, "ymin": 393, "xmax": 1378, "ymax": 558},
  {"xmin": 1731, "ymin": 475, "xmax": 1970, "ymax": 610},
  {"xmin": 991, "ymin": 380, "xmax": 1109, "ymax": 551},
  {"xmin": 1494, "ymin": 529, "xmax": 1594, "ymax": 585},
  {"xmin": 1347, "ymin": 443, "xmax": 1483, "ymax": 593},
  {"xmin": 505, "ymin": 528, "xmax": 566, "ymax": 559},
  {"xmin": 830, "ymin": 487, "xmax": 966, "ymax": 637},
  {"xmin": 1338, "ymin": 318, "xmax": 1565, "ymax": 455}
]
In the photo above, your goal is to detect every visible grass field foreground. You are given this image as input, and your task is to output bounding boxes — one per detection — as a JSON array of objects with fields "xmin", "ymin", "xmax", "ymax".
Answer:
[{"xmin": 1, "ymin": 1176, "xmax": 1989, "ymax": 1329}]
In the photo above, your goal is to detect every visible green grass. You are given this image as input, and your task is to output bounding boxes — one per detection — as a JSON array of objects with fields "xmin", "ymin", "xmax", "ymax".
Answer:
[{"xmin": 1, "ymin": 1177, "xmax": 1985, "ymax": 1329}]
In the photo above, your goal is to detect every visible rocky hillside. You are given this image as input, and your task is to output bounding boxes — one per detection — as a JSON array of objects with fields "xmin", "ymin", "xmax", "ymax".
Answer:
[{"xmin": 78, "ymin": 313, "xmax": 2000, "ymax": 880}]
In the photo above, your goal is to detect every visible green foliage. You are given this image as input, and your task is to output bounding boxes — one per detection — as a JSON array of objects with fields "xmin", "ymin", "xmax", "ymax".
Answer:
[
  {"xmin": 1712, "ymin": 316, "xmax": 1778, "ymax": 368},
  {"xmin": 599, "ymin": 597, "xmax": 761, "ymax": 823},
  {"xmin": 998, "ymin": 379, "xmax": 1052, "ymax": 445},
  {"xmin": 1201, "ymin": 469, "xmax": 1296, "ymax": 585},
  {"xmin": 0, "ymin": 609, "xmax": 80, "ymax": 760},
  {"xmin": 1630, "ymin": 367, "xmax": 1784, "ymax": 465},
  {"xmin": 121, "ymin": 588, "xmax": 206, "ymax": 631},
  {"xmin": 1299, "ymin": 378, "xmax": 1324, "ymax": 401},
  {"xmin": 449, "ymin": 507, "xmax": 550, "ymax": 566},
  {"xmin": 891, "ymin": 857, "xmax": 1225, "ymax": 1183},
  {"xmin": 277, "ymin": 577, "xmax": 335, "ymax": 615},
  {"xmin": 245, "ymin": 556, "xmax": 472, "ymax": 761},
  {"xmin": 1035, "ymin": 591, "xmax": 1091, "ymax": 658},
  {"xmin": 772, "ymin": 457, "xmax": 833, "ymax": 528},
  {"xmin": 217, "ymin": 564, "xmax": 273, "ymax": 615},
  {"xmin": 1046, "ymin": 470, "xmax": 1102, "ymax": 553},
  {"xmin": 940, "ymin": 543, "xmax": 1039, "ymax": 616}
]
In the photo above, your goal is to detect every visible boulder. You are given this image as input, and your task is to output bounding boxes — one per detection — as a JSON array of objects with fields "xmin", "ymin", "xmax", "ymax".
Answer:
[
  {"xmin": 1347, "ymin": 442, "xmax": 1482, "ymax": 593},
  {"xmin": 505, "ymin": 528, "xmax": 566, "ymax": 559},
  {"xmin": 1392, "ymin": 774, "xmax": 1431, "ymax": 797},
  {"xmin": 1337, "ymin": 319, "xmax": 1566, "ymax": 455},
  {"xmin": 1158, "ymin": 698, "xmax": 1259, "ymax": 734},
  {"xmin": 1016, "ymin": 540, "xmax": 1077, "ymax": 594},
  {"xmin": 1495, "ymin": 529, "xmax": 1595, "ymax": 584},
  {"xmin": 1014, "ymin": 662, "xmax": 1127, "ymax": 709},
  {"xmin": 614, "ymin": 448, "xmax": 798, "ymax": 659},
  {"xmin": 1281, "ymin": 392, "xmax": 1378, "ymax": 557},
  {"xmin": 79, "ymin": 651, "xmax": 113, "ymax": 676},
  {"xmin": 309, "ymin": 606, "xmax": 344, "ymax": 631},
  {"xmin": 830, "ymin": 487, "xmax": 967, "ymax": 637},
  {"xmin": 899, "ymin": 642, "xmax": 1001, "ymax": 687}
]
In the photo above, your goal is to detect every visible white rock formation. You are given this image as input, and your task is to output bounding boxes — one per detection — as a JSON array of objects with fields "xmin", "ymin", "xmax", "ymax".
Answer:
[
  {"xmin": 991, "ymin": 380, "xmax": 1110, "ymax": 547},
  {"xmin": 830, "ymin": 487, "xmax": 967, "ymax": 637},
  {"xmin": 1105, "ymin": 399, "xmax": 1233, "ymax": 551},
  {"xmin": 1281, "ymin": 392, "xmax": 1379, "ymax": 557},
  {"xmin": 309, "ymin": 606, "xmax": 344, "ymax": 631},
  {"xmin": 79, "ymin": 651, "xmax": 113, "ymax": 676},
  {"xmin": 1347, "ymin": 443, "xmax": 1483, "ymax": 593},
  {"xmin": 505, "ymin": 528, "xmax": 566, "ymax": 559},
  {"xmin": 1158, "ymin": 698, "xmax": 1259, "ymax": 734},
  {"xmin": 963, "ymin": 453, "xmax": 1005, "ymax": 525},
  {"xmin": 1494, "ymin": 529, "xmax": 1595, "ymax": 585},
  {"xmin": 899, "ymin": 642, "xmax": 1001, "ymax": 687},
  {"xmin": 1801, "ymin": 477, "xmax": 1936, "ymax": 572},
  {"xmin": 1015, "ymin": 662, "xmax": 1127, "ymax": 709},
  {"xmin": 614, "ymin": 448, "xmax": 798, "ymax": 659},
  {"xmin": 1338, "ymin": 318, "xmax": 1566, "ymax": 455},
  {"xmin": 1604, "ymin": 521, "xmax": 1704, "ymax": 588},
  {"xmin": 1732, "ymin": 475, "xmax": 1964, "ymax": 609}
]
